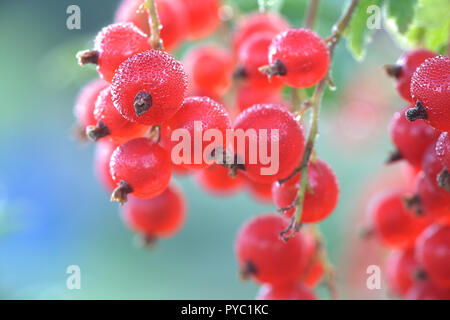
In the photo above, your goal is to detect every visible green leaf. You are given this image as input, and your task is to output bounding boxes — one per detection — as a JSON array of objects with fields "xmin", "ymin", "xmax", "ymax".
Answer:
[
  {"xmin": 345, "ymin": 0, "xmax": 384, "ymax": 61},
  {"xmin": 384, "ymin": 0, "xmax": 418, "ymax": 34}
]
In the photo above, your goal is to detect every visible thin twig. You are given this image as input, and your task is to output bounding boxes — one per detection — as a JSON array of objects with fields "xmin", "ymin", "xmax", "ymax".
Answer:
[
  {"xmin": 145, "ymin": 0, "xmax": 163, "ymax": 50},
  {"xmin": 305, "ymin": 0, "xmax": 320, "ymax": 29}
]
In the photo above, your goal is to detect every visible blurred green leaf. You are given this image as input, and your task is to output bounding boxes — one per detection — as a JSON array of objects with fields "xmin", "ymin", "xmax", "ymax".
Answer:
[
  {"xmin": 384, "ymin": 0, "xmax": 417, "ymax": 34},
  {"xmin": 345, "ymin": 0, "xmax": 384, "ymax": 61}
]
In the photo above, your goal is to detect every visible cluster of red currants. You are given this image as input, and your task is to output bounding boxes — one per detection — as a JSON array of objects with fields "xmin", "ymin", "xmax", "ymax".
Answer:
[
  {"xmin": 365, "ymin": 51, "xmax": 450, "ymax": 299},
  {"xmin": 73, "ymin": 0, "xmax": 340, "ymax": 299}
]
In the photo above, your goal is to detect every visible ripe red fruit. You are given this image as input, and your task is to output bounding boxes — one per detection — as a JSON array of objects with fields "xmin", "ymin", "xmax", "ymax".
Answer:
[
  {"xmin": 257, "ymin": 282, "xmax": 316, "ymax": 300},
  {"xmin": 74, "ymin": 79, "xmax": 109, "ymax": 129},
  {"xmin": 233, "ymin": 12, "xmax": 290, "ymax": 54},
  {"xmin": 408, "ymin": 55, "xmax": 450, "ymax": 131},
  {"xmin": 111, "ymin": 50, "xmax": 187, "ymax": 125},
  {"xmin": 184, "ymin": 46, "xmax": 234, "ymax": 97},
  {"xmin": 182, "ymin": 0, "xmax": 220, "ymax": 39},
  {"xmin": 416, "ymin": 224, "xmax": 450, "ymax": 288},
  {"xmin": 233, "ymin": 104, "xmax": 305, "ymax": 183},
  {"xmin": 272, "ymin": 159, "xmax": 339, "ymax": 223},
  {"xmin": 122, "ymin": 184, "xmax": 186, "ymax": 241},
  {"xmin": 236, "ymin": 83, "xmax": 283, "ymax": 113},
  {"xmin": 301, "ymin": 232, "xmax": 324, "ymax": 287},
  {"xmin": 110, "ymin": 137, "xmax": 172, "ymax": 203},
  {"xmin": 389, "ymin": 106, "xmax": 439, "ymax": 168},
  {"xmin": 195, "ymin": 164, "xmax": 244, "ymax": 196},
  {"xmin": 385, "ymin": 248, "xmax": 420, "ymax": 296},
  {"xmin": 422, "ymin": 142, "xmax": 445, "ymax": 185},
  {"xmin": 161, "ymin": 96, "xmax": 232, "ymax": 169},
  {"xmin": 235, "ymin": 214, "xmax": 308, "ymax": 285},
  {"xmin": 246, "ymin": 179, "xmax": 273, "ymax": 204},
  {"xmin": 264, "ymin": 28, "xmax": 330, "ymax": 88},
  {"xmin": 238, "ymin": 32, "xmax": 283, "ymax": 89},
  {"xmin": 114, "ymin": 0, "xmax": 188, "ymax": 51},
  {"xmin": 94, "ymin": 140, "xmax": 119, "ymax": 192},
  {"xmin": 367, "ymin": 190, "xmax": 429, "ymax": 249},
  {"xmin": 87, "ymin": 87, "xmax": 149, "ymax": 143},
  {"xmin": 77, "ymin": 23, "xmax": 151, "ymax": 83},
  {"xmin": 385, "ymin": 49, "xmax": 436, "ymax": 103},
  {"xmin": 406, "ymin": 280, "xmax": 450, "ymax": 300},
  {"xmin": 437, "ymin": 132, "xmax": 450, "ymax": 169}
]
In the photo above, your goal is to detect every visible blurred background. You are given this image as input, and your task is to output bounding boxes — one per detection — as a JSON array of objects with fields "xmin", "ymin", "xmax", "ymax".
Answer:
[{"xmin": 0, "ymin": 0, "xmax": 407, "ymax": 299}]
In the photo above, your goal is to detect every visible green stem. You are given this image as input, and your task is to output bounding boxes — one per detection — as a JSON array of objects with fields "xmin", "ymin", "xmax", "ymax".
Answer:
[
  {"xmin": 304, "ymin": 0, "xmax": 320, "ymax": 29},
  {"xmin": 145, "ymin": 0, "xmax": 163, "ymax": 50}
]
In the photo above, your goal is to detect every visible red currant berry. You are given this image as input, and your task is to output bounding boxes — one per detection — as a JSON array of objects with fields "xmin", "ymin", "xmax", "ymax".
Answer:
[
  {"xmin": 408, "ymin": 55, "xmax": 450, "ymax": 132},
  {"xmin": 115, "ymin": 0, "xmax": 188, "ymax": 51},
  {"xmin": 233, "ymin": 104, "xmax": 305, "ymax": 183},
  {"xmin": 405, "ymin": 280, "xmax": 450, "ymax": 300},
  {"xmin": 195, "ymin": 164, "xmax": 244, "ymax": 196},
  {"xmin": 161, "ymin": 96, "xmax": 232, "ymax": 169},
  {"xmin": 437, "ymin": 132, "xmax": 450, "ymax": 169},
  {"xmin": 235, "ymin": 214, "xmax": 308, "ymax": 285},
  {"xmin": 416, "ymin": 224, "xmax": 450, "ymax": 288},
  {"xmin": 385, "ymin": 49, "xmax": 436, "ymax": 103},
  {"xmin": 94, "ymin": 140, "xmax": 119, "ymax": 192},
  {"xmin": 77, "ymin": 23, "xmax": 151, "ymax": 83},
  {"xmin": 272, "ymin": 159, "xmax": 339, "ymax": 223},
  {"xmin": 367, "ymin": 190, "xmax": 429, "ymax": 248},
  {"xmin": 386, "ymin": 248, "xmax": 420, "ymax": 296},
  {"xmin": 122, "ymin": 184, "xmax": 186, "ymax": 243},
  {"xmin": 263, "ymin": 28, "xmax": 330, "ymax": 88},
  {"xmin": 181, "ymin": 0, "xmax": 220, "ymax": 39},
  {"xmin": 87, "ymin": 87, "xmax": 149, "ymax": 143},
  {"xmin": 74, "ymin": 79, "xmax": 109, "ymax": 129},
  {"xmin": 238, "ymin": 32, "xmax": 283, "ymax": 89},
  {"xmin": 236, "ymin": 83, "xmax": 283, "ymax": 113},
  {"xmin": 184, "ymin": 46, "xmax": 234, "ymax": 97},
  {"xmin": 111, "ymin": 50, "xmax": 187, "ymax": 125},
  {"xmin": 257, "ymin": 282, "xmax": 316, "ymax": 300},
  {"xmin": 301, "ymin": 232, "xmax": 324, "ymax": 287},
  {"xmin": 389, "ymin": 106, "xmax": 439, "ymax": 168},
  {"xmin": 110, "ymin": 137, "xmax": 172, "ymax": 204},
  {"xmin": 422, "ymin": 141, "xmax": 445, "ymax": 185},
  {"xmin": 233, "ymin": 12, "xmax": 289, "ymax": 54},
  {"xmin": 246, "ymin": 179, "xmax": 273, "ymax": 204}
]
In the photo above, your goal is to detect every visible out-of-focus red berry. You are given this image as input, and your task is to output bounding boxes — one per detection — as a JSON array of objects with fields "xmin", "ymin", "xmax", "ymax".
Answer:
[
  {"xmin": 181, "ymin": 0, "xmax": 220, "ymax": 39},
  {"xmin": 195, "ymin": 164, "xmax": 244, "ymax": 196},
  {"xmin": 257, "ymin": 282, "xmax": 316, "ymax": 300},
  {"xmin": 74, "ymin": 79, "xmax": 109, "ymax": 128}
]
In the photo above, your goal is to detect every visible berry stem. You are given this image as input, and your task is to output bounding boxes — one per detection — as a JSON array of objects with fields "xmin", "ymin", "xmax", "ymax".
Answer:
[
  {"xmin": 111, "ymin": 180, "xmax": 133, "ymax": 205},
  {"xmin": 283, "ymin": 0, "xmax": 360, "ymax": 236},
  {"xmin": 304, "ymin": 0, "xmax": 320, "ymax": 29},
  {"xmin": 145, "ymin": 0, "xmax": 164, "ymax": 50}
]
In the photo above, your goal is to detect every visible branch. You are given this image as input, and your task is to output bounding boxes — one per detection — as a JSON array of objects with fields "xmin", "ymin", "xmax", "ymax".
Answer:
[
  {"xmin": 304, "ymin": 0, "xmax": 320, "ymax": 29},
  {"xmin": 145, "ymin": 0, "xmax": 163, "ymax": 50},
  {"xmin": 281, "ymin": 0, "xmax": 360, "ymax": 240}
]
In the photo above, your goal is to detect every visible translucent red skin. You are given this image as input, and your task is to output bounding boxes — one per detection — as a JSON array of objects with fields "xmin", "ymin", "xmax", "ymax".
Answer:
[
  {"xmin": 410, "ymin": 55, "xmax": 450, "ymax": 131},
  {"xmin": 416, "ymin": 224, "xmax": 450, "ymax": 288},
  {"xmin": 268, "ymin": 28, "xmax": 330, "ymax": 88},
  {"xmin": 161, "ymin": 96, "xmax": 232, "ymax": 169},
  {"xmin": 233, "ymin": 104, "xmax": 305, "ymax": 183},
  {"xmin": 390, "ymin": 106, "xmax": 440, "ymax": 169},
  {"xmin": 111, "ymin": 50, "xmax": 187, "ymax": 125},
  {"xmin": 235, "ymin": 214, "xmax": 308, "ymax": 285},
  {"xmin": 94, "ymin": 140, "xmax": 119, "ymax": 192},
  {"xmin": 385, "ymin": 248, "xmax": 418, "ymax": 296},
  {"xmin": 422, "ymin": 141, "xmax": 444, "ymax": 184},
  {"xmin": 114, "ymin": 0, "xmax": 188, "ymax": 51},
  {"xmin": 110, "ymin": 138, "xmax": 172, "ymax": 198},
  {"xmin": 236, "ymin": 83, "xmax": 282, "ymax": 113},
  {"xmin": 246, "ymin": 179, "xmax": 273, "ymax": 204},
  {"xmin": 74, "ymin": 79, "xmax": 109, "ymax": 128},
  {"xmin": 393, "ymin": 49, "xmax": 436, "ymax": 103},
  {"xmin": 181, "ymin": 0, "xmax": 220, "ymax": 39},
  {"xmin": 238, "ymin": 32, "xmax": 283, "ymax": 89},
  {"xmin": 414, "ymin": 173, "xmax": 450, "ymax": 224},
  {"xmin": 368, "ymin": 190, "xmax": 429, "ymax": 249},
  {"xmin": 232, "ymin": 12, "xmax": 290, "ymax": 55},
  {"xmin": 436, "ymin": 132, "xmax": 450, "ymax": 169},
  {"xmin": 301, "ymin": 232, "xmax": 324, "ymax": 287},
  {"xmin": 271, "ymin": 159, "xmax": 339, "ymax": 223},
  {"xmin": 94, "ymin": 23, "xmax": 151, "ymax": 82},
  {"xmin": 122, "ymin": 185, "xmax": 186, "ymax": 238},
  {"xmin": 406, "ymin": 280, "xmax": 450, "ymax": 300},
  {"xmin": 195, "ymin": 164, "xmax": 244, "ymax": 196},
  {"xmin": 184, "ymin": 46, "xmax": 234, "ymax": 97},
  {"xmin": 257, "ymin": 282, "xmax": 316, "ymax": 300},
  {"xmin": 94, "ymin": 87, "xmax": 149, "ymax": 143}
]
